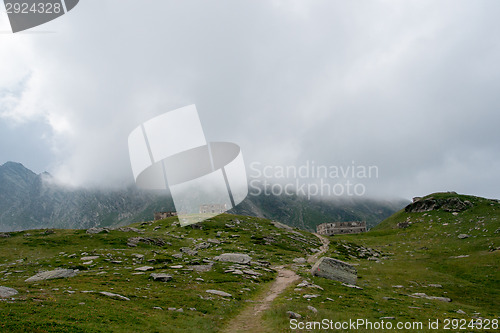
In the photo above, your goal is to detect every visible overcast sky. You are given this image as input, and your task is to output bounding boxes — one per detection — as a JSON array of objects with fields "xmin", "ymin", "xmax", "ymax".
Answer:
[{"xmin": 1, "ymin": 0, "xmax": 499, "ymax": 200}]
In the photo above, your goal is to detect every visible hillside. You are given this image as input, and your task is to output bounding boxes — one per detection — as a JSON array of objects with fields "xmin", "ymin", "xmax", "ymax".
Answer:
[
  {"xmin": 0, "ymin": 192, "xmax": 498, "ymax": 332},
  {"xmin": 265, "ymin": 192, "xmax": 499, "ymax": 332},
  {"xmin": 0, "ymin": 162, "xmax": 407, "ymax": 232},
  {"xmin": 0, "ymin": 214, "xmax": 322, "ymax": 332}
]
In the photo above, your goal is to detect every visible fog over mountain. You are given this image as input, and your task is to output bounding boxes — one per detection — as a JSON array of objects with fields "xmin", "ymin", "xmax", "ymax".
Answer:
[
  {"xmin": 0, "ymin": 1, "xmax": 499, "ymax": 200},
  {"xmin": 0, "ymin": 162, "xmax": 406, "ymax": 232}
]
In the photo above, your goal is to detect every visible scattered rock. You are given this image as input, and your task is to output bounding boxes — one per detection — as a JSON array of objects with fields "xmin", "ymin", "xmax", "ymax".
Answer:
[
  {"xmin": 127, "ymin": 237, "xmax": 166, "ymax": 247},
  {"xmin": 311, "ymin": 257, "xmax": 357, "ymax": 285},
  {"xmin": 410, "ymin": 293, "xmax": 451, "ymax": 302},
  {"xmin": 307, "ymin": 305, "xmax": 318, "ymax": 313},
  {"xmin": 216, "ymin": 253, "xmax": 252, "ymax": 264},
  {"xmin": 81, "ymin": 256, "xmax": 99, "ymax": 261},
  {"xmin": 132, "ymin": 254, "xmax": 144, "ymax": 259},
  {"xmin": 206, "ymin": 290, "xmax": 232, "ymax": 297},
  {"xmin": 194, "ymin": 242, "xmax": 210, "ymax": 250},
  {"xmin": 342, "ymin": 283, "xmax": 363, "ymax": 290},
  {"xmin": 86, "ymin": 228, "xmax": 109, "ymax": 234},
  {"xmin": 25, "ymin": 269, "xmax": 78, "ymax": 282},
  {"xmin": 287, "ymin": 311, "xmax": 302, "ymax": 319},
  {"xmin": 303, "ymin": 294, "xmax": 320, "ymax": 299},
  {"xmin": 135, "ymin": 266, "xmax": 154, "ymax": 272},
  {"xmin": 189, "ymin": 264, "xmax": 213, "ymax": 273},
  {"xmin": 100, "ymin": 291, "xmax": 130, "ymax": 301},
  {"xmin": 0, "ymin": 286, "xmax": 18, "ymax": 298},
  {"xmin": 150, "ymin": 273, "xmax": 172, "ymax": 282},
  {"xmin": 242, "ymin": 269, "xmax": 262, "ymax": 276},
  {"xmin": 293, "ymin": 258, "xmax": 307, "ymax": 264},
  {"xmin": 458, "ymin": 234, "xmax": 470, "ymax": 239},
  {"xmin": 153, "ymin": 306, "xmax": 163, "ymax": 310},
  {"xmin": 207, "ymin": 238, "xmax": 221, "ymax": 244},
  {"xmin": 450, "ymin": 255, "xmax": 469, "ymax": 258},
  {"xmin": 0, "ymin": 233, "xmax": 11, "ymax": 238},
  {"xmin": 397, "ymin": 222, "xmax": 410, "ymax": 229},
  {"xmin": 457, "ymin": 309, "xmax": 466, "ymax": 315},
  {"xmin": 180, "ymin": 247, "xmax": 198, "ymax": 256},
  {"xmin": 118, "ymin": 227, "xmax": 143, "ymax": 233}
]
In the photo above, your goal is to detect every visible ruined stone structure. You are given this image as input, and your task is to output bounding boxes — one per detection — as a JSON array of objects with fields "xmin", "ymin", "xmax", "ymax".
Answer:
[
  {"xmin": 199, "ymin": 204, "xmax": 227, "ymax": 214},
  {"xmin": 316, "ymin": 221, "xmax": 367, "ymax": 235},
  {"xmin": 154, "ymin": 211, "xmax": 177, "ymax": 221}
]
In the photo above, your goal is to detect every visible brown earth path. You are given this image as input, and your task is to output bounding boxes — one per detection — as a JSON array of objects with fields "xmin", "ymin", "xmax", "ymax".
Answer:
[{"xmin": 221, "ymin": 233, "xmax": 330, "ymax": 333}]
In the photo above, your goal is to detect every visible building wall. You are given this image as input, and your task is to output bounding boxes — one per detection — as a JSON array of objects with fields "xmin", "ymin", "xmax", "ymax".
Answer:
[
  {"xmin": 199, "ymin": 204, "xmax": 227, "ymax": 214},
  {"xmin": 316, "ymin": 221, "xmax": 367, "ymax": 235}
]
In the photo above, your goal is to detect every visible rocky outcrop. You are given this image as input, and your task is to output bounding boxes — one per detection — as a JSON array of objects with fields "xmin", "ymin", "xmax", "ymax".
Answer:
[
  {"xmin": 405, "ymin": 196, "xmax": 472, "ymax": 213},
  {"xmin": 127, "ymin": 237, "xmax": 166, "ymax": 247},
  {"xmin": 311, "ymin": 257, "xmax": 357, "ymax": 285},
  {"xmin": 25, "ymin": 268, "xmax": 78, "ymax": 282}
]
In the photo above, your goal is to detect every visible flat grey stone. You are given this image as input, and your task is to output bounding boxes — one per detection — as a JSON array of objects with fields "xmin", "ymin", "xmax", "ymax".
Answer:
[
  {"xmin": 150, "ymin": 273, "xmax": 172, "ymax": 282},
  {"xmin": 216, "ymin": 253, "xmax": 252, "ymax": 264},
  {"xmin": 135, "ymin": 266, "xmax": 154, "ymax": 272},
  {"xmin": 100, "ymin": 291, "xmax": 130, "ymax": 301},
  {"xmin": 0, "ymin": 286, "xmax": 18, "ymax": 298},
  {"xmin": 206, "ymin": 289, "xmax": 232, "ymax": 297},
  {"xmin": 80, "ymin": 256, "xmax": 99, "ymax": 261},
  {"xmin": 25, "ymin": 269, "xmax": 78, "ymax": 282},
  {"xmin": 410, "ymin": 293, "xmax": 451, "ymax": 302}
]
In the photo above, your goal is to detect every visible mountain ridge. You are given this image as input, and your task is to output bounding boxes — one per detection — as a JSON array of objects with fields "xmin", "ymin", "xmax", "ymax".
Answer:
[{"xmin": 0, "ymin": 162, "xmax": 408, "ymax": 232}]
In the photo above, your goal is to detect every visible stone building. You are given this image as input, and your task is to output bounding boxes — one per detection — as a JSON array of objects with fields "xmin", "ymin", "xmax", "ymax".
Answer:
[
  {"xmin": 199, "ymin": 204, "xmax": 227, "ymax": 214},
  {"xmin": 154, "ymin": 211, "xmax": 177, "ymax": 221},
  {"xmin": 316, "ymin": 221, "xmax": 367, "ymax": 236}
]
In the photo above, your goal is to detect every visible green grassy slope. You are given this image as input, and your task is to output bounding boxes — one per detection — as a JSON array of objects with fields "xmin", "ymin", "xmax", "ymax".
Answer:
[
  {"xmin": 0, "ymin": 214, "xmax": 320, "ymax": 332},
  {"xmin": 265, "ymin": 192, "xmax": 499, "ymax": 332}
]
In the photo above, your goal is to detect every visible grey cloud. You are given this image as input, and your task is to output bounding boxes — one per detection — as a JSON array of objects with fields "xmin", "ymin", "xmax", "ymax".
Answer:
[{"xmin": 0, "ymin": 0, "xmax": 499, "ymax": 199}]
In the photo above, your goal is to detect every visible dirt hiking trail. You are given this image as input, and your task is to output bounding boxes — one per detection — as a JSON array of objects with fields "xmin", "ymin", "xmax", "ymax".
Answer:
[{"xmin": 221, "ymin": 233, "xmax": 329, "ymax": 332}]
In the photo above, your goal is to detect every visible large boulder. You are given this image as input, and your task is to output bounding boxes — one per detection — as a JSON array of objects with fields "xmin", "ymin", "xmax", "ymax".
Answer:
[
  {"xmin": 25, "ymin": 268, "xmax": 78, "ymax": 282},
  {"xmin": 215, "ymin": 253, "xmax": 252, "ymax": 264},
  {"xmin": 0, "ymin": 286, "xmax": 18, "ymax": 298},
  {"xmin": 311, "ymin": 257, "xmax": 357, "ymax": 285}
]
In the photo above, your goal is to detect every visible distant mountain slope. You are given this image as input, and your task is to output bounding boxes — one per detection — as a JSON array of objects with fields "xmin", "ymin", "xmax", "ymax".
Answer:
[
  {"xmin": 231, "ymin": 194, "xmax": 408, "ymax": 231},
  {"xmin": 0, "ymin": 162, "xmax": 407, "ymax": 232},
  {"xmin": 0, "ymin": 162, "xmax": 175, "ymax": 232}
]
